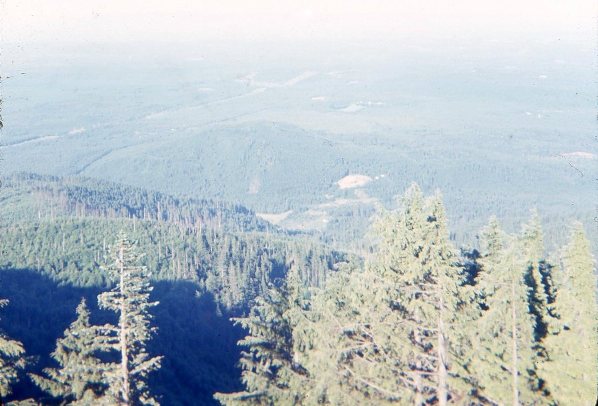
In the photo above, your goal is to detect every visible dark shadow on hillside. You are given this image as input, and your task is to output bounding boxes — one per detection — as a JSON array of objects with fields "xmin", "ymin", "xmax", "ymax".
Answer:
[
  {"xmin": 0, "ymin": 268, "xmax": 104, "ymax": 404},
  {"xmin": 149, "ymin": 281, "xmax": 244, "ymax": 406},
  {"xmin": 0, "ymin": 268, "xmax": 244, "ymax": 405}
]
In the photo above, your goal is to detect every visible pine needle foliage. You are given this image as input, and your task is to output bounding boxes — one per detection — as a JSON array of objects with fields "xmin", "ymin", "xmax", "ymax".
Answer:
[
  {"xmin": 98, "ymin": 233, "xmax": 162, "ymax": 405},
  {"xmin": 0, "ymin": 298, "xmax": 26, "ymax": 399},
  {"xmin": 215, "ymin": 265, "xmax": 308, "ymax": 405},
  {"xmin": 538, "ymin": 223, "xmax": 598, "ymax": 405},
  {"xmin": 472, "ymin": 217, "xmax": 541, "ymax": 405},
  {"xmin": 30, "ymin": 298, "xmax": 112, "ymax": 404},
  {"xmin": 294, "ymin": 185, "xmax": 478, "ymax": 405}
]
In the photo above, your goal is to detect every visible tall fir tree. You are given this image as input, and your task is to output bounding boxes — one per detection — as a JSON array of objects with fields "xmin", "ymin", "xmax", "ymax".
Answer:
[
  {"xmin": 298, "ymin": 185, "xmax": 476, "ymax": 404},
  {"xmin": 472, "ymin": 218, "xmax": 541, "ymax": 405},
  {"xmin": 538, "ymin": 223, "xmax": 597, "ymax": 405},
  {"xmin": 519, "ymin": 211, "xmax": 551, "ymax": 342},
  {"xmin": 98, "ymin": 233, "xmax": 162, "ymax": 405},
  {"xmin": 30, "ymin": 298, "xmax": 112, "ymax": 404},
  {"xmin": 422, "ymin": 194, "xmax": 477, "ymax": 404},
  {"xmin": 371, "ymin": 188, "xmax": 474, "ymax": 404},
  {"xmin": 214, "ymin": 264, "xmax": 308, "ymax": 405},
  {"xmin": 295, "ymin": 261, "xmax": 378, "ymax": 405},
  {"xmin": 0, "ymin": 298, "xmax": 25, "ymax": 400}
]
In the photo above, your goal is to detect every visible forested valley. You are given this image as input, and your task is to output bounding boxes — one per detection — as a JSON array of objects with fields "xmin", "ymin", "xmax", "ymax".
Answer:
[
  {"xmin": 2, "ymin": 0, "xmax": 596, "ymax": 404},
  {"xmin": 0, "ymin": 174, "xmax": 345, "ymax": 404},
  {"xmin": 0, "ymin": 173, "xmax": 595, "ymax": 405}
]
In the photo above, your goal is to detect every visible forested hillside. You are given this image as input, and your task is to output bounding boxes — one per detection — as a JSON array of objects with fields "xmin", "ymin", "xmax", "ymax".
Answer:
[
  {"xmin": 3, "ymin": 44, "xmax": 595, "ymax": 251},
  {"xmin": 215, "ymin": 186, "xmax": 597, "ymax": 406},
  {"xmin": 0, "ymin": 173, "xmax": 274, "ymax": 233},
  {"xmin": 2, "ymin": 2, "xmax": 595, "ymax": 404},
  {"xmin": 0, "ymin": 174, "xmax": 346, "ymax": 404},
  {"xmin": 0, "ymin": 179, "xmax": 595, "ymax": 404}
]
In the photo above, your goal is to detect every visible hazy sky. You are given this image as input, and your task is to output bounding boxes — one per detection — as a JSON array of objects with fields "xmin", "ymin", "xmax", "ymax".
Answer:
[{"xmin": 2, "ymin": 0, "xmax": 595, "ymax": 44}]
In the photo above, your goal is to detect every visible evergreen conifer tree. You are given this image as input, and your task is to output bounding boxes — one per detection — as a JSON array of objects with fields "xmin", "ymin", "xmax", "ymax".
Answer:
[
  {"xmin": 296, "ymin": 259, "xmax": 394, "ymax": 405},
  {"xmin": 519, "ymin": 211, "xmax": 551, "ymax": 342},
  {"xmin": 0, "ymin": 298, "xmax": 25, "ymax": 400},
  {"xmin": 368, "ymin": 188, "xmax": 473, "ymax": 404},
  {"xmin": 538, "ymin": 223, "xmax": 597, "ymax": 405},
  {"xmin": 98, "ymin": 233, "xmax": 162, "ymax": 405},
  {"xmin": 214, "ymin": 265, "xmax": 308, "ymax": 405},
  {"xmin": 30, "ymin": 298, "xmax": 111, "ymax": 404},
  {"xmin": 472, "ymin": 218, "xmax": 541, "ymax": 405},
  {"xmin": 299, "ymin": 185, "xmax": 476, "ymax": 404}
]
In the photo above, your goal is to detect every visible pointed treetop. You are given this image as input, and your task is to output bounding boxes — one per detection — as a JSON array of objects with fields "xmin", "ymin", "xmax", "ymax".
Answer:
[
  {"xmin": 428, "ymin": 192, "xmax": 448, "ymax": 225},
  {"xmin": 564, "ymin": 222, "xmax": 592, "ymax": 258},
  {"xmin": 76, "ymin": 298, "xmax": 90, "ymax": 320},
  {"xmin": 480, "ymin": 216, "xmax": 506, "ymax": 259},
  {"xmin": 520, "ymin": 209, "xmax": 544, "ymax": 262},
  {"xmin": 402, "ymin": 182, "xmax": 424, "ymax": 213},
  {"xmin": 560, "ymin": 222, "xmax": 595, "ymax": 292}
]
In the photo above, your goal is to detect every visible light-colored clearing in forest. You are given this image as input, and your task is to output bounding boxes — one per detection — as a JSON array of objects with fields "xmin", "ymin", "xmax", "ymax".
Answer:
[
  {"xmin": 68, "ymin": 127, "xmax": 86, "ymax": 135},
  {"xmin": 337, "ymin": 174, "xmax": 373, "ymax": 189},
  {"xmin": 560, "ymin": 152, "xmax": 595, "ymax": 159},
  {"xmin": 256, "ymin": 210, "xmax": 293, "ymax": 225}
]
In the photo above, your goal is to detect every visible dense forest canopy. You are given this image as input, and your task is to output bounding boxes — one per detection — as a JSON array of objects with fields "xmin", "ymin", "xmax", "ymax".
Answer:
[
  {"xmin": 0, "ymin": 13, "xmax": 595, "ymax": 403},
  {"xmin": 1, "ymin": 42, "xmax": 594, "ymax": 252},
  {"xmin": 0, "ymin": 177, "xmax": 595, "ymax": 404},
  {"xmin": 215, "ymin": 186, "xmax": 597, "ymax": 406},
  {"xmin": 0, "ymin": 175, "xmax": 346, "ymax": 404}
]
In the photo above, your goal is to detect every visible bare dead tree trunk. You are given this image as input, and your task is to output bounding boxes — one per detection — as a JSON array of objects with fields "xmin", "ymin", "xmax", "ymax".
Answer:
[
  {"xmin": 511, "ymin": 279, "xmax": 519, "ymax": 406},
  {"xmin": 437, "ymin": 293, "xmax": 448, "ymax": 406},
  {"xmin": 119, "ymin": 245, "xmax": 130, "ymax": 405}
]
